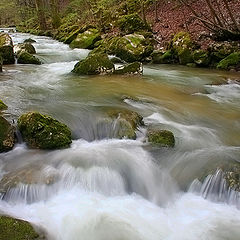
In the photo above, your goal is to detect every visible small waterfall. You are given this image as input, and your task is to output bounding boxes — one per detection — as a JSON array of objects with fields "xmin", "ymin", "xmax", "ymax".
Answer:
[{"xmin": 189, "ymin": 169, "xmax": 240, "ymax": 208}]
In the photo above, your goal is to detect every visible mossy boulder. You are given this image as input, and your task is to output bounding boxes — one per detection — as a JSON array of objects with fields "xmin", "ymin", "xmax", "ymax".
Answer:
[
  {"xmin": 114, "ymin": 62, "xmax": 143, "ymax": 75},
  {"xmin": 17, "ymin": 52, "xmax": 41, "ymax": 65},
  {"xmin": 24, "ymin": 38, "xmax": 36, "ymax": 43},
  {"xmin": 0, "ymin": 216, "xmax": 41, "ymax": 240},
  {"xmin": 0, "ymin": 33, "xmax": 15, "ymax": 64},
  {"xmin": 105, "ymin": 34, "xmax": 154, "ymax": 62},
  {"xmin": 107, "ymin": 109, "xmax": 144, "ymax": 139},
  {"xmin": 0, "ymin": 99, "xmax": 7, "ymax": 111},
  {"xmin": 169, "ymin": 32, "xmax": 198, "ymax": 65},
  {"xmin": 147, "ymin": 129, "xmax": 175, "ymax": 147},
  {"xmin": 151, "ymin": 50, "xmax": 174, "ymax": 64},
  {"xmin": 193, "ymin": 49, "xmax": 210, "ymax": 67},
  {"xmin": 216, "ymin": 52, "xmax": 240, "ymax": 70},
  {"xmin": 72, "ymin": 53, "xmax": 114, "ymax": 75},
  {"xmin": 117, "ymin": 13, "xmax": 151, "ymax": 34},
  {"xmin": 0, "ymin": 116, "xmax": 15, "ymax": 152},
  {"xmin": 15, "ymin": 43, "xmax": 36, "ymax": 56},
  {"xmin": 17, "ymin": 112, "xmax": 72, "ymax": 149},
  {"xmin": 70, "ymin": 29, "xmax": 101, "ymax": 49}
]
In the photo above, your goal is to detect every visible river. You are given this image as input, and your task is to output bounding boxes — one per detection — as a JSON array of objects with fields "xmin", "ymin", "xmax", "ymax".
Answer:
[{"xmin": 0, "ymin": 30, "xmax": 240, "ymax": 240}]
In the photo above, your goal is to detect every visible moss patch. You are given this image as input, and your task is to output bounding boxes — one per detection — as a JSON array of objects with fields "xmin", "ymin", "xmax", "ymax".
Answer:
[
  {"xmin": 217, "ymin": 52, "xmax": 240, "ymax": 70},
  {"xmin": 72, "ymin": 53, "xmax": 114, "ymax": 75},
  {"xmin": 0, "ymin": 99, "xmax": 7, "ymax": 111},
  {"xmin": 18, "ymin": 112, "xmax": 72, "ymax": 149},
  {"xmin": 0, "ymin": 33, "xmax": 15, "ymax": 64},
  {"xmin": 17, "ymin": 52, "xmax": 41, "ymax": 65},
  {"xmin": 0, "ymin": 216, "xmax": 40, "ymax": 240},
  {"xmin": 193, "ymin": 49, "xmax": 210, "ymax": 67},
  {"xmin": 147, "ymin": 129, "xmax": 175, "ymax": 147},
  {"xmin": 114, "ymin": 62, "xmax": 142, "ymax": 75}
]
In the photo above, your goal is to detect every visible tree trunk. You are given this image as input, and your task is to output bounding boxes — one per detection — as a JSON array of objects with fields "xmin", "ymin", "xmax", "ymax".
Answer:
[{"xmin": 35, "ymin": 0, "xmax": 47, "ymax": 30}]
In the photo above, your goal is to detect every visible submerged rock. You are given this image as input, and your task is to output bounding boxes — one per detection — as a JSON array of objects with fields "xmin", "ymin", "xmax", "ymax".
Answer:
[
  {"xmin": 24, "ymin": 38, "xmax": 36, "ymax": 43},
  {"xmin": 0, "ymin": 216, "xmax": 42, "ymax": 240},
  {"xmin": 17, "ymin": 112, "xmax": 72, "ymax": 149},
  {"xmin": 217, "ymin": 52, "xmax": 240, "ymax": 70},
  {"xmin": 0, "ymin": 33, "xmax": 15, "ymax": 64},
  {"xmin": 0, "ymin": 99, "xmax": 7, "ymax": 111},
  {"xmin": 114, "ymin": 62, "xmax": 143, "ymax": 75},
  {"xmin": 0, "ymin": 116, "xmax": 15, "ymax": 152},
  {"xmin": 70, "ymin": 28, "xmax": 101, "ymax": 49},
  {"xmin": 72, "ymin": 53, "xmax": 114, "ymax": 75},
  {"xmin": 17, "ymin": 52, "xmax": 41, "ymax": 65},
  {"xmin": 147, "ymin": 129, "xmax": 175, "ymax": 147}
]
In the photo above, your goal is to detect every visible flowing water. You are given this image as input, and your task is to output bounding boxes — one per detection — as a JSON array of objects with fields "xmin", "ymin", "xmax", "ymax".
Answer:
[{"xmin": 0, "ymin": 30, "xmax": 240, "ymax": 239}]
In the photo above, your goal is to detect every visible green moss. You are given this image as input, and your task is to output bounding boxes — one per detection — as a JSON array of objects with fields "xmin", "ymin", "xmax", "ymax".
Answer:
[
  {"xmin": 193, "ymin": 49, "xmax": 210, "ymax": 67},
  {"xmin": 114, "ymin": 62, "xmax": 142, "ymax": 75},
  {"xmin": 17, "ymin": 112, "xmax": 72, "ymax": 149},
  {"xmin": 217, "ymin": 52, "xmax": 240, "ymax": 70},
  {"xmin": 70, "ymin": 29, "xmax": 101, "ymax": 49},
  {"xmin": 0, "ymin": 116, "xmax": 15, "ymax": 152},
  {"xmin": 178, "ymin": 48, "xmax": 193, "ymax": 65},
  {"xmin": 147, "ymin": 129, "xmax": 175, "ymax": 147},
  {"xmin": 117, "ymin": 13, "xmax": 151, "ymax": 34},
  {"xmin": 72, "ymin": 53, "xmax": 114, "ymax": 75},
  {"xmin": 0, "ymin": 216, "xmax": 39, "ymax": 240},
  {"xmin": 17, "ymin": 52, "xmax": 41, "ymax": 65},
  {"xmin": 0, "ymin": 99, "xmax": 7, "ymax": 111},
  {"xmin": 0, "ymin": 33, "xmax": 15, "ymax": 64},
  {"xmin": 64, "ymin": 28, "xmax": 82, "ymax": 44},
  {"xmin": 151, "ymin": 50, "xmax": 174, "ymax": 64}
]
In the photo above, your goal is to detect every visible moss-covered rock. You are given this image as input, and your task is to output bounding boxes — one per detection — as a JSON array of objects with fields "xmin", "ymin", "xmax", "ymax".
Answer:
[
  {"xmin": 17, "ymin": 112, "xmax": 72, "ymax": 149},
  {"xmin": 72, "ymin": 53, "xmax": 114, "ymax": 75},
  {"xmin": 15, "ymin": 43, "xmax": 36, "ymax": 56},
  {"xmin": 0, "ymin": 216, "xmax": 41, "ymax": 240},
  {"xmin": 151, "ymin": 50, "xmax": 174, "ymax": 64},
  {"xmin": 0, "ymin": 33, "xmax": 15, "ymax": 64},
  {"xmin": 169, "ymin": 32, "xmax": 198, "ymax": 65},
  {"xmin": 0, "ymin": 116, "xmax": 15, "ymax": 152},
  {"xmin": 17, "ymin": 52, "xmax": 41, "ymax": 65},
  {"xmin": 217, "ymin": 52, "xmax": 240, "ymax": 70},
  {"xmin": 114, "ymin": 62, "xmax": 143, "ymax": 75},
  {"xmin": 105, "ymin": 34, "xmax": 154, "ymax": 62},
  {"xmin": 70, "ymin": 29, "xmax": 101, "ymax": 49},
  {"xmin": 0, "ymin": 99, "xmax": 7, "ymax": 111},
  {"xmin": 117, "ymin": 13, "xmax": 151, "ymax": 34},
  {"xmin": 193, "ymin": 49, "xmax": 210, "ymax": 67},
  {"xmin": 107, "ymin": 109, "xmax": 144, "ymax": 140},
  {"xmin": 24, "ymin": 38, "xmax": 36, "ymax": 43},
  {"xmin": 147, "ymin": 129, "xmax": 175, "ymax": 147}
]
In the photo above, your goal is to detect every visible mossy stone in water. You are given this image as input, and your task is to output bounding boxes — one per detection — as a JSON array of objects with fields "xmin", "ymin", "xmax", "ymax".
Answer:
[
  {"xmin": 151, "ymin": 50, "xmax": 174, "ymax": 64},
  {"xmin": 24, "ymin": 38, "xmax": 36, "ymax": 43},
  {"xmin": 17, "ymin": 52, "xmax": 41, "ymax": 65},
  {"xmin": 0, "ymin": 216, "xmax": 40, "ymax": 240},
  {"xmin": 114, "ymin": 62, "xmax": 142, "ymax": 75},
  {"xmin": 217, "ymin": 52, "xmax": 240, "ymax": 70},
  {"xmin": 17, "ymin": 112, "xmax": 72, "ymax": 149},
  {"xmin": 193, "ymin": 49, "xmax": 210, "ymax": 67},
  {"xmin": 0, "ymin": 99, "xmax": 7, "ymax": 111},
  {"xmin": 0, "ymin": 116, "xmax": 15, "ymax": 152},
  {"xmin": 72, "ymin": 53, "xmax": 114, "ymax": 75},
  {"xmin": 0, "ymin": 33, "xmax": 15, "ymax": 64},
  {"xmin": 15, "ymin": 43, "xmax": 36, "ymax": 56},
  {"xmin": 147, "ymin": 129, "xmax": 175, "ymax": 147}
]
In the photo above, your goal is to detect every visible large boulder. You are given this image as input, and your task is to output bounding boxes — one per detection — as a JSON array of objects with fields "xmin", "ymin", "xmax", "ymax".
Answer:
[
  {"xmin": 147, "ymin": 129, "xmax": 175, "ymax": 147},
  {"xmin": 217, "ymin": 52, "xmax": 240, "ymax": 70},
  {"xmin": 14, "ymin": 43, "xmax": 36, "ymax": 56},
  {"xmin": 70, "ymin": 28, "xmax": 101, "ymax": 49},
  {"xmin": 72, "ymin": 53, "xmax": 114, "ymax": 75},
  {"xmin": 114, "ymin": 62, "xmax": 143, "ymax": 75},
  {"xmin": 107, "ymin": 109, "xmax": 144, "ymax": 139},
  {"xmin": 0, "ymin": 33, "xmax": 15, "ymax": 64},
  {"xmin": 106, "ymin": 34, "xmax": 154, "ymax": 62},
  {"xmin": 0, "ymin": 116, "xmax": 15, "ymax": 153},
  {"xmin": 17, "ymin": 52, "xmax": 41, "ymax": 65},
  {"xmin": 17, "ymin": 112, "xmax": 72, "ymax": 149},
  {"xmin": 0, "ymin": 216, "xmax": 41, "ymax": 240},
  {"xmin": 169, "ymin": 32, "xmax": 198, "ymax": 65},
  {"xmin": 117, "ymin": 13, "xmax": 151, "ymax": 34}
]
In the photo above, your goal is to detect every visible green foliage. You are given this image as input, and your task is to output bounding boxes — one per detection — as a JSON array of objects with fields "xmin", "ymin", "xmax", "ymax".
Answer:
[
  {"xmin": 72, "ymin": 52, "xmax": 114, "ymax": 75},
  {"xmin": 18, "ymin": 112, "xmax": 72, "ymax": 149},
  {"xmin": 0, "ymin": 216, "xmax": 39, "ymax": 240},
  {"xmin": 147, "ymin": 129, "xmax": 175, "ymax": 147},
  {"xmin": 217, "ymin": 52, "xmax": 240, "ymax": 70}
]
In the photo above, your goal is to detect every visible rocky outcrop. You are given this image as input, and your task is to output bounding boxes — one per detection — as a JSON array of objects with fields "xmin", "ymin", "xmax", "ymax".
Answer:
[
  {"xmin": 72, "ymin": 52, "xmax": 114, "ymax": 75},
  {"xmin": 70, "ymin": 28, "xmax": 101, "ymax": 49},
  {"xmin": 0, "ymin": 116, "xmax": 15, "ymax": 153},
  {"xmin": 147, "ymin": 129, "xmax": 175, "ymax": 147},
  {"xmin": 0, "ymin": 33, "xmax": 15, "ymax": 64},
  {"xmin": 17, "ymin": 112, "xmax": 72, "ymax": 149},
  {"xmin": 0, "ymin": 215, "xmax": 43, "ymax": 240}
]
